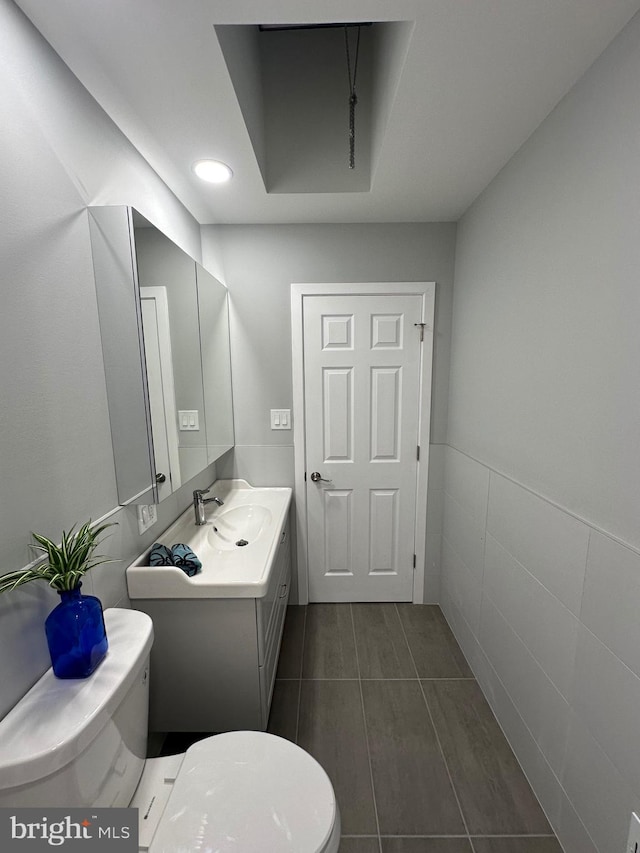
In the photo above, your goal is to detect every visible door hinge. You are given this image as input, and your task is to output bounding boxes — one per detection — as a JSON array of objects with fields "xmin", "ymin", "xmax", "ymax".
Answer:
[
  {"xmin": 417, "ymin": 445, "xmax": 420, "ymax": 461},
  {"xmin": 304, "ymin": 471, "xmax": 307, "ymax": 482},
  {"xmin": 413, "ymin": 554, "xmax": 416, "ymax": 569},
  {"xmin": 414, "ymin": 322, "xmax": 425, "ymax": 342}
]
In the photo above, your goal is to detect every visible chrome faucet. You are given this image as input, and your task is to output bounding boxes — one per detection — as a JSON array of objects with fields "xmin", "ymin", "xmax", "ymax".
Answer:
[{"xmin": 193, "ymin": 488, "xmax": 224, "ymax": 525}]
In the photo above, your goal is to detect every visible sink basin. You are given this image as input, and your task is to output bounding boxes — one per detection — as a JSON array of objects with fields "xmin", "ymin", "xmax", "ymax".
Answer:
[
  {"xmin": 208, "ymin": 505, "xmax": 272, "ymax": 550},
  {"xmin": 126, "ymin": 480, "xmax": 292, "ymax": 598}
]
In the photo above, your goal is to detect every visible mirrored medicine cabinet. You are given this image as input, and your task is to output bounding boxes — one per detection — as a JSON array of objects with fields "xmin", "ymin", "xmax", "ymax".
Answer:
[{"xmin": 88, "ymin": 206, "xmax": 234, "ymax": 505}]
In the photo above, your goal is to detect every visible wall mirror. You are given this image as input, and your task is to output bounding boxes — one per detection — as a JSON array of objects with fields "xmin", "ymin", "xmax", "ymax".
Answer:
[{"xmin": 88, "ymin": 206, "xmax": 234, "ymax": 505}]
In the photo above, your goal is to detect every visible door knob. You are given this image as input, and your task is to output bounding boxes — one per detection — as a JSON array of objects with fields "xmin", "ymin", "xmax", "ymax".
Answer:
[
  {"xmin": 310, "ymin": 471, "xmax": 330, "ymax": 482},
  {"xmin": 156, "ymin": 472, "xmax": 166, "ymax": 483}
]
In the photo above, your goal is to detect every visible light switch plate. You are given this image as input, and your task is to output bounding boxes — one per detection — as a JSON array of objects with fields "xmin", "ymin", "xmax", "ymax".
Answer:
[
  {"xmin": 270, "ymin": 408, "xmax": 291, "ymax": 430},
  {"xmin": 137, "ymin": 504, "xmax": 157, "ymax": 535},
  {"xmin": 178, "ymin": 410, "xmax": 200, "ymax": 431}
]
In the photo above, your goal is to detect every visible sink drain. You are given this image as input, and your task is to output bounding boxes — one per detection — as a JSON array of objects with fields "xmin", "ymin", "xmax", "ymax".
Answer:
[{"xmin": 235, "ymin": 539, "xmax": 249, "ymax": 547}]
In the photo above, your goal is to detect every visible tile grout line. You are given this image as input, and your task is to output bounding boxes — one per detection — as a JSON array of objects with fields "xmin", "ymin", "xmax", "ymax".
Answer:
[
  {"xmin": 394, "ymin": 603, "xmax": 477, "ymax": 853},
  {"xmin": 416, "ymin": 686, "xmax": 478, "ymax": 853},
  {"xmin": 278, "ymin": 676, "xmax": 477, "ymax": 681},
  {"xmin": 443, "ymin": 605, "xmax": 577, "ymax": 850},
  {"xmin": 445, "ymin": 442, "xmax": 640, "ymax": 557},
  {"xmin": 469, "ymin": 834, "xmax": 559, "ymax": 838},
  {"xmin": 371, "ymin": 833, "xmax": 558, "ymax": 839},
  {"xmin": 477, "ymin": 469, "xmax": 492, "ymax": 629},
  {"xmin": 349, "ymin": 603, "xmax": 383, "ymax": 853}
]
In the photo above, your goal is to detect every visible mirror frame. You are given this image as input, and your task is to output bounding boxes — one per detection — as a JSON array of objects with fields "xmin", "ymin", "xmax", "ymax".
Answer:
[{"xmin": 88, "ymin": 205, "xmax": 234, "ymax": 505}]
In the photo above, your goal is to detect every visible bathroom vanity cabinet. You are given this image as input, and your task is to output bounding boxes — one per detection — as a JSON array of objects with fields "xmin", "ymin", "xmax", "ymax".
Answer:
[{"xmin": 134, "ymin": 518, "xmax": 291, "ymax": 733}]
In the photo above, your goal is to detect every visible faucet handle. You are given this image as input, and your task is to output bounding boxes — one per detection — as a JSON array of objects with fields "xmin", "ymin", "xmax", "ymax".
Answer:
[{"xmin": 193, "ymin": 488, "xmax": 210, "ymax": 498}]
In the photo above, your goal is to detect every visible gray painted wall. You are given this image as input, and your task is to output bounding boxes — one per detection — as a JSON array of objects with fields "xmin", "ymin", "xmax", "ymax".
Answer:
[
  {"xmin": 0, "ymin": 0, "xmax": 216, "ymax": 719},
  {"xmin": 201, "ymin": 222, "xmax": 457, "ymax": 601},
  {"xmin": 443, "ymin": 11, "xmax": 640, "ymax": 853},
  {"xmin": 10, "ymin": 7, "xmax": 637, "ymax": 846},
  {"xmin": 0, "ymin": 0, "xmax": 456, "ymax": 726}
]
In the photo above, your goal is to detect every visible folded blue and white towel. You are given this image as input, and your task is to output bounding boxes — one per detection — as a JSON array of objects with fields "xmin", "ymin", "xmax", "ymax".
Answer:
[
  {"xmin": 171, "ymin": 544, "xmax": 202, "ymax": 577},
  {"xmin": 149, "ymin": 542, "xmax": 202, "ymax": 576},
  {"xmin": 149, "ymin": 543, "xmax": 174, "ymax": 566}
]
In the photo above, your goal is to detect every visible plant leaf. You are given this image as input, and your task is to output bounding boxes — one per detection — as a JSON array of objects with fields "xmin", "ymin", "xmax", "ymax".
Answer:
[{"xmin": 0, "ymin": 521, "xmax": 119, "ymax": 596}]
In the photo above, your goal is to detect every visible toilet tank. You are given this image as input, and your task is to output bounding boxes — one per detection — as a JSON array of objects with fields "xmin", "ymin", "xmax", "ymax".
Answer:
[{"xmin": 0, "ymin": 608, "xmax": 153, "ymax": 809}]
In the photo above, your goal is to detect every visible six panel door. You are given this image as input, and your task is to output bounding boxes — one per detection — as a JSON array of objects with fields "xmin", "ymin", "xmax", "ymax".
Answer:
[{"xmin": 303, "ymin": 293, "xmax": 423, "ymax": 601}]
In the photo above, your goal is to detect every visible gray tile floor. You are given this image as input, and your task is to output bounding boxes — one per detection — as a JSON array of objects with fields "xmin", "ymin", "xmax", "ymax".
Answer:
[{"xmin": 268, "ymin": 604, "xmax": 563, "ymax": 853}]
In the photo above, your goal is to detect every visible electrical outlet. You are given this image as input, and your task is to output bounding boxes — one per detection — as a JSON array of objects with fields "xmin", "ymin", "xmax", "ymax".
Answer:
[
  {"xmin": 137, "ymin": 504, "xmax": 157, "ymax": 535},
  {"xmin": 627, "ymin": 812, "xmax": 640, "ymax": 853}
]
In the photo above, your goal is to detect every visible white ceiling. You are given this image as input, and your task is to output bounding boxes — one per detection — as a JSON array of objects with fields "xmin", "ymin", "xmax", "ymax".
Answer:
[{"xmin": 15, "ymin": 0, "xmax": 640, "ymax": 224}]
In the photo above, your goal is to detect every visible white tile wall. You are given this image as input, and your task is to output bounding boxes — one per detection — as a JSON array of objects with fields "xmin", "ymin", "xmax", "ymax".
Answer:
[
  {"xmin": 479, "ymin": 597, "xmax": 571, "ymax": 776},
  {"xmin": 424, "ymin": 443, "xmax": 446, "ymax": 603},
  {"xmin": 469, "ymin": 627, "xmax": 598, "ymax": 853},
  {"xmin": 581, "ymin": 530, "xmax": 640, "ymax": 677},
  {"xmin": 427, "ymin": 480, "xmax": 444, "ymax": 536},
  {"xmin": 572, "ymin": 625, "xmax": 640, "ymax": 797},
  {"xmin": 442, "ymin": 584, "xmax": 597, "ymax": 853},
  {"xmin": 216, "ymin": 444, "xmax": 295, "ymax": 487},
  {"xmin": 440, "ymin": 583, "xmax": 482, "ymax": 671},
  {"xmin": 486, "ymin": 472, "xmax": 589, "ymax": 614},
  {"xmin": 484, "ymin": 534, "xmax": 579, "ymax": 698},
  {"xmin": 443, "ymin": 493, "xmax": 485, "ymax": 582},
  {"xmin": 427, "ymin": 442, "xmax": 446, "ymax": 490},
  {"xmin": 424, "ymin": 532, "xmax": 442, "ymax": 603},
  {"xmin": 441, "ymin": 445, "xmax": 640, "ymax": 853},
  {"xmin": 554, "ymin": 794, "xmax": 600, "ymax": 853},
  {"xmin": 0, "ymin": 584, "xmax": 53, "ymax": 716},
  {"xmin": 85, "ymin": 510, "xmax": 138, "ymax": 608},
  {"xmin": 441, "ymin": 538, "xmax": 483, "ymax": 633},
  {"xmin": 562, "ymin": 713, "xmax": 640, "ymax": 853},
  {"xmin": 443, "ymin": 445, "xmax": 489, "ymax": 523}
]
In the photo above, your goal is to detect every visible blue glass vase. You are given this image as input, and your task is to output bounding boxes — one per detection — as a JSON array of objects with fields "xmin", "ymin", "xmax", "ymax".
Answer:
[{"xmin": 44, "ymin": 585, "xmax": 108, "ymax": 678}]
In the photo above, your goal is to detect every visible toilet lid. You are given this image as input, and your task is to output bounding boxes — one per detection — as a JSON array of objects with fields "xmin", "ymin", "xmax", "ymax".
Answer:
[{"xmin": 150, "ymin": 731, "xmax": 337, "ymax": 853}]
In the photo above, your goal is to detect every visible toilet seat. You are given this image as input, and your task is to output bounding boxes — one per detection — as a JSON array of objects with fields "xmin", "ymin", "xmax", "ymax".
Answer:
[{"xmin": 148, "ymin": 731, "xmax": 340, "ymax": 853}]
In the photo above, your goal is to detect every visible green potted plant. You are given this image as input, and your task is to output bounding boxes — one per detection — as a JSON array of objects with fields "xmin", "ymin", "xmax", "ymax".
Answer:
[{"xmin": 0, "ymin": 521, "xmax": 117, "ymax": 679}]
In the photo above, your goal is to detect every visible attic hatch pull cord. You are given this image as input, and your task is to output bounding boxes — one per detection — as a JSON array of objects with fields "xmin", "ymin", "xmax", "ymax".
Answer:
[{"xmin": 345, "ymin": 24, "xmax": 361, "ymax": 169}]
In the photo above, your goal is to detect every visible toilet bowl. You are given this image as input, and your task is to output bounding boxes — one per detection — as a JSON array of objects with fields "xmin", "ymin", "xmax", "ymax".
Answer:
[
  {"xmin": 133, "ymin": 731, "xmax": 340, "ymax": 852},
  {"xmin": 0, "ymin": 608, "xmax": 340, "ymax": 852}
]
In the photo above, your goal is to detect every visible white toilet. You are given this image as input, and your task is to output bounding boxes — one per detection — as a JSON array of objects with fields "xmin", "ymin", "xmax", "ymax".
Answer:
[{"xmin": 0, "ymin": 608, "xmax": 340, "ymax": 852}]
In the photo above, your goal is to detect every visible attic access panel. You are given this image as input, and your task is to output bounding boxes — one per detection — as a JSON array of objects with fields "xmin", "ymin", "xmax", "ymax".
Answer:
[{"xmin": 215, "ymin": 21, "xmax": 412, "ymax": 195}]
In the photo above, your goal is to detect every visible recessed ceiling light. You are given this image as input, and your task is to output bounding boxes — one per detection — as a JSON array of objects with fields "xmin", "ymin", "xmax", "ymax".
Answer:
[{"xmin": 192, "ymin": 159, "xmax": 233, "ymax": 183}]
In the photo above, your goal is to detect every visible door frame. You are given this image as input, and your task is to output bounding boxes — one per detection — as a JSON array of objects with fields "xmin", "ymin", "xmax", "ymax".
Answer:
[
  {"xmin": 140, "ymin": 286, "xmax": 182, "ymax": 497},
  {"xmin": 291, "ymin": 282, "xmax": 435, "ymax": 605}
]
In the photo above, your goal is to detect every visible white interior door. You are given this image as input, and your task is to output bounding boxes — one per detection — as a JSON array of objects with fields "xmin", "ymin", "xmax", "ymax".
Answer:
[{"xmin": 303, "ymin": 292, "xmax": 424, "ymax": 602}]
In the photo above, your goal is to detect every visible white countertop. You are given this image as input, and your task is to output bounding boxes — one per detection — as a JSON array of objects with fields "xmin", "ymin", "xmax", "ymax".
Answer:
[{"xmin": 126, "ymin": 480, "xmax": 292, "ymax": 599}]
